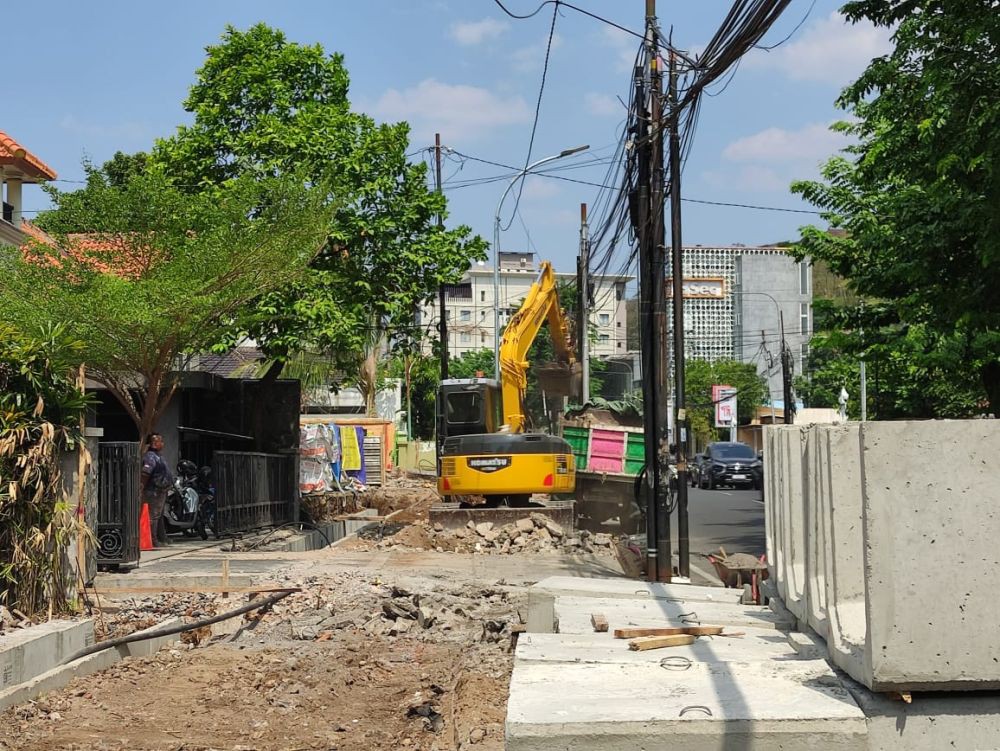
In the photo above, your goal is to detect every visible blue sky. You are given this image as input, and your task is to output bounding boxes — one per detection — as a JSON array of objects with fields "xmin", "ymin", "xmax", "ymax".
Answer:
[{"xmin": 6, "ymin": 1, "xmax": 891, "ymax": 275}]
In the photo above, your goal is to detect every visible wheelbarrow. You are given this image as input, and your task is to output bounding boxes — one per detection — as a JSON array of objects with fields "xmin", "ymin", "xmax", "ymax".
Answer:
[{"xmin": 706, "ymin": 547, "xmax": 769, "ymax": 604}]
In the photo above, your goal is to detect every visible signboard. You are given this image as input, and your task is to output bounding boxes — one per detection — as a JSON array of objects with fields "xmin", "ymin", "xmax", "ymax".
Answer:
[
  {"xmin": 713, "ymin": 384, "xmax": 737, "ymax": 428},
  {"xmin": 665, "ymin": 277, "xmax": 726, "ymax": 299}
]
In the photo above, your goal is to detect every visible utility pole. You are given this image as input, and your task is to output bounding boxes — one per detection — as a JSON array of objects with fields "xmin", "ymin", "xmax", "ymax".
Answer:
[
  {"xmin": 633, "ymin": 0, "xmax": 671, "ymax": 582},
  {"xmin": 434, "ymin": 134, "xmax": 449, "ymax": 381},
  {"xmin": 667, "ymin": 49, "xmax": 690, "ymax": 580},
  {"xmin": 578, "ymin": 203, "xmax": 590, "ymax": 403},
  {"xmin": 780, "ymin": 311, "xmax": 794, "ymax": 424}
]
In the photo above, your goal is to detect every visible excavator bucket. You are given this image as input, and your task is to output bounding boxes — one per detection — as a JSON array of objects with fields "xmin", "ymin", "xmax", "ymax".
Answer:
[{"xmin": 536, "ymin": 362, "xmax": 583, "ymax": 397}]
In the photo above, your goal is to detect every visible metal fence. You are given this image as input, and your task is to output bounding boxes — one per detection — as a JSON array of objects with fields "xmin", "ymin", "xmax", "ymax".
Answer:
[
  {"xmin": 212, "ymin": 451, "xmax": 297, "ymax": 535},
  {"xmin": 96, "ymin": 442, "xmax": 140, "ymax": 569}
]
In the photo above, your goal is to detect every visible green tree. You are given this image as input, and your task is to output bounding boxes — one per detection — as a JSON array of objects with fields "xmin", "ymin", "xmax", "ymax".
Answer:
[
  {"xmin": 449, "ymin": 349, "xmax": 496, "ymax": 380},
  {"xmin": 152, "ymin": 23, "xmax": 486, "ymax": 375},
  {"xmin": 798, "ymin": 299, "xmax": 985, "ymax": 418},
  {"xmin": 685, "ymin": 358, "xmax": 768, "ymax": 443},
  {"xmin": 1, "ymin": 166, "xmax": 330, "ymax": 444},
  {"xmin": 791, "ymin": 0, "xmax": 1000, "ymax": 412}
]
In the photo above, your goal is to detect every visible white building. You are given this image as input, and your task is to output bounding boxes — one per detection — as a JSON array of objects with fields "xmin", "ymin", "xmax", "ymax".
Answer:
[
  {"xmin": 1, "ymin": 130, "xmax": 57, "ymax": 248},
  {"xmin": 420, "ymin": 251, "xmax": 630, "ymax": 360}
]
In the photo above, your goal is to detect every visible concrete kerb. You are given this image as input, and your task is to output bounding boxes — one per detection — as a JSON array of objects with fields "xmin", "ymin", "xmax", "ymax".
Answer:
[
  {"xmin": 0, "ymin": 617, "xmax": 182, "ymax": 712},
  {"xmin": 0, "ymin": 620, "xmax": 95, "ymax": 691}
]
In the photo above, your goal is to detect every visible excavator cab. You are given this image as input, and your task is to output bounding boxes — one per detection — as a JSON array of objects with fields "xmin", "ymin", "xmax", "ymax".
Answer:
[{"xmin": 436, "ymin": 378, "xmax": 503, "ymax": 439}]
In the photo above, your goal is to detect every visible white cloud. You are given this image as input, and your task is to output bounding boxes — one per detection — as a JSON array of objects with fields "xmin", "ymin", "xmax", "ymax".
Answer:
[
  {"xmin": 370, "ymin": 79, "xmax": 531, "ymax": 143},
  {"xmin": 746, "ymin": 11, "xmax": 893, "ymax": 85},
  {"xmin": 584, "ymin": 92, "xmax": 619, "ymax": 117},
  {"xmin": 703, "ymin": 121, "xmax": 850, "ymax": 195},
  {"xmin": 602, "ymin": 26, "xmax": 639, "ymax": 72},
  {"xmin": 722, "ymin": 123, "xmax": 846, "ymax": 165},
  {"xmin": 449, "ymin": 18, "xmax": 508, "ymax": 46},
  {"xmin": 519, "ymin": 175, "xmax": 561, "ymax": 200},
  {"xmin": 510, "ymin": 33, "xmax": 563, "ymax": 73}
]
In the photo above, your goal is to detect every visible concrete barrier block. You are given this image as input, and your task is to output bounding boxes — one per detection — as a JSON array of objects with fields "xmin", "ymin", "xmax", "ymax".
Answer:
[
  {"xmin": 859, "ymin": 420, "xmax": 1000, "ymax": 691},
  {"xmin": 775, "ymin": 426, "xmax": 809, "ymax": 623},
  {"xmin": 804, "ymin": 424, "xmax": 829, "ymax": 638}
]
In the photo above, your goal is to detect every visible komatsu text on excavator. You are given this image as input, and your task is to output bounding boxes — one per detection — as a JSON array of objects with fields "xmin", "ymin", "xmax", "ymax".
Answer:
[{"xmin": 436, "ymin": 261, "xmax": 579, "ymax": 506}]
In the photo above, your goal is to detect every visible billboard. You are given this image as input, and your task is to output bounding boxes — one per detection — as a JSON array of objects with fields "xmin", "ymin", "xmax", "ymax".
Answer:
[
  {"xmin": 665, "ymin": 277, "xmax": 726, "ymax": 299},
  {"xmin": 713, "ymin": 384, "xmax": 737, "ymax": 428}
]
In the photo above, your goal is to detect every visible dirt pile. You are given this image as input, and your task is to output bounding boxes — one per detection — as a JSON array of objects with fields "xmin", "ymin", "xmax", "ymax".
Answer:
[{"xmin": 353, "ymin": 512, "xmax": 617, "ymax": 557}]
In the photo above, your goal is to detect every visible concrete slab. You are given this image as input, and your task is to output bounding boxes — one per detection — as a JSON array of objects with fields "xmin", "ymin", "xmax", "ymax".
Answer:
[
  {"xmin": 516, "ymin": 629, "xmax": 800, "ymax": 666},
  {"xmin": 0, "ymin": 618, "xmax": 180, "ymax": 712},
  {"xmin": 526, "ymin": 575, "xmax": 741, "ymax": 633},
  {"xmin": 94, "ymin": 573, "xmax": 256, "ymax": 592},
  {"xmin": 506, "ymin": 659, "xmax": 867, "ymax": 751},
  {"xmin": 0, "ymin": 619, "xmax": 95, "ymax": 690},
  {"xmin": 553, "ymin": 595, "xmax": 795, "ymax": 634}
]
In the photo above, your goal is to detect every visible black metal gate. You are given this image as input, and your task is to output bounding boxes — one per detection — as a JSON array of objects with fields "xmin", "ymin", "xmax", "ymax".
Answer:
[
  {"xmin": 96, "ymin": 441, "xmax": 140, "ymax": 568},
  {"xmin": 212, "ymin": 451, "xmax": 296, "ymax": 535}
]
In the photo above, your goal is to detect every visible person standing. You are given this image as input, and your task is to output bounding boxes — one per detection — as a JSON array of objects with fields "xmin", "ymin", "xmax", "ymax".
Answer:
[{"xmin": 140, "ymin": 433, "xmax": 173, "ymax": 548}]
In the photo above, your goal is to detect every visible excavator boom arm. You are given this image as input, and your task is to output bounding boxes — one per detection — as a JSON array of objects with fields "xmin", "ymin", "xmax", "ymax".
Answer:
[{"xmin": 498, "ymin": 261, "xmax": 577, "ymax": 432}]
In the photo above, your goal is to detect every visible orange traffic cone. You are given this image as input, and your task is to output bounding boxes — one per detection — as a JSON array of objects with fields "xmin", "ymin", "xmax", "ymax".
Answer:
[{"xmin": 139, "ymin": 503, "xmax": 153, "ymax": 551}]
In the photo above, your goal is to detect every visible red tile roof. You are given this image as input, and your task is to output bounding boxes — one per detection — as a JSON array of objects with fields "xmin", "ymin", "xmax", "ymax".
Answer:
[
  {"xmin": 0, "ymin": 130, "xmax": 57, "ymax": 181},
  {"xmin": 20, "ymin": 225, "xmax": 149, "ymax": 280}
]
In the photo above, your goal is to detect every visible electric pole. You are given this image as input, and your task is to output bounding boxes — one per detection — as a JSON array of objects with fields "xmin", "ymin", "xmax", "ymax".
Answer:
[
  {"xmin": 780, "ymin": 311, "xmax": 794, "ymax": 424},
  {"xmin": 578, "ymin": 203, "xmax": 590, "ymax": 404},
  {"xmin": 434, "ymin": 133, "xmax": 449, "ymax": 381},
  {"xmin": 633, "ymin": 0, "xmax": 671, "ymax": 582},
  {"xmin": 668, "ymin": 50, "xmax": 690, "ymax": 580}
]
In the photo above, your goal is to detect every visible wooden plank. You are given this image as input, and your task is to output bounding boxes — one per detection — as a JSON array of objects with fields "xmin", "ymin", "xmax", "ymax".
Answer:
[
  {"xmin": 591, "ymin": 613, "xmax": 609, "ymax": 633},
  {"xmin": 88, "ymin": 585, "xmax": 298, "ymax": 595},
  {"xmin": 614, "ymin": 625, "xmax": 724, "ymax": 639},
  {"xmin": 628, "ymin": 634, "xmax": 697, "ymax": 651},
  {"xmin": 334, "ymin": 514, "xmax": 386, "ymax": 522},
  {"xmin": 221, "ymin": 559, "xmax": 230, "ymax": 599}
]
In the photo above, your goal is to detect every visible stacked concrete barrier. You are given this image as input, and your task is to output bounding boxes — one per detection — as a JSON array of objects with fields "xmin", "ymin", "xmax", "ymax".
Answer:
[{"xmin": 764, "ymin": 419, "xmax": 1000, "ymax": 692}]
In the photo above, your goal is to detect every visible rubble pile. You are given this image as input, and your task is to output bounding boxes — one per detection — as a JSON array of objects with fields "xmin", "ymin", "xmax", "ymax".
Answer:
[
  {"xmin": 357, "ymin": 512, "xmax": 616, "ymax": 557},
  {"xmin": 90, "ymin": 592, "xmax": 221, "ymax": 640}
]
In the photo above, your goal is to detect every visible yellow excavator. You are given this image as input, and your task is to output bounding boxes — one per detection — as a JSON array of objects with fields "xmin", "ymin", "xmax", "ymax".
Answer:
[{"xmin": 436, "ymin": 261, "xmax": 579, "ymax": 506}]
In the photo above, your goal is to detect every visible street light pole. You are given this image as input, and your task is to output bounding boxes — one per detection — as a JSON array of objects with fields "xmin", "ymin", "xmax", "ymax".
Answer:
[{"xmin": 493, "ymin": 145, "xmax": 589, "ymax": 378}]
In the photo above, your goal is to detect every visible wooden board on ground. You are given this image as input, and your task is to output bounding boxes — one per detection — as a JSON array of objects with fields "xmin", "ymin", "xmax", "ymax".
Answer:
[
  {"xmin": 615, "ymin": 625, "xmax": 724, "ymax": 639},
  {"xmin": 591, "ymin": 613, "xmax": 608, "ymax": 633}
]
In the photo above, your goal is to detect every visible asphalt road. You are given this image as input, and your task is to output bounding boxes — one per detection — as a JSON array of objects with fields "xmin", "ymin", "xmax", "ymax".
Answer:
[{"xmin": 683, "ymin": 484, "xmax": 765, "ymax": 559}]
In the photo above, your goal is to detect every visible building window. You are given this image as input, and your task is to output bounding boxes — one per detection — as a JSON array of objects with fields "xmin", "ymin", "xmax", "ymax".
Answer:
[
  {"xmin": 460, "ymin": 309, "xmax": 471, "ymax": 322},
  {"xmin": 616, "ymin": 287, "xmax": 623, "ymax": 301},
  {"xmin": 799, "ymin": 260, "xmax": 810, "ymax": 296},
  {"xmin": 480, "ymin": 331, "xmax": 485, "ymax": 344},
  {"xmin": 460, "ymin": 332, "xmax": 471, "ymax": 344},
  {"xmin": 617, "ymin": 321, "xmax": 621, "ymax": 328},
  {"xmin": 480, "ymin": 290, "xmax": 486, "ymax": 302},
  {"xmin": 799, "ymin": 303, "xmax": 811, "ymax": 336},
  {"xmin": 800, "ymin": 344, "xmax": 809, "ymax": 375},
  {"xmin": 445, "ymin": 310, "xmax": 451, "ymax": 320},
  {"xmin": 599, "ymin": 334, "xmax": 610, "ymax": 344},
  {"xmin": 617, "ymin": 341, "xmax": 623, "ymax": 349},
  {"xmin": 598, "ymin": 313, "xmax": 610, "ymax": 325}
]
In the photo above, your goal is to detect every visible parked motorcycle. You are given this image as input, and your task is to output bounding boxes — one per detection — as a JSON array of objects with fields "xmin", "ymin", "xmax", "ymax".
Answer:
[{"xmin": 163, "ymin": 460, "xmax": 217, "ymax": 540}]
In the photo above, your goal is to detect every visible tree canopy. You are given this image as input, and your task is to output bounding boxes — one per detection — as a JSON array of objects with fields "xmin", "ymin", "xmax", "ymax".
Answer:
[
  {"xmin": 1, "ymin": 166, "xmax": 331, "ymax": 441},
  {"xmin": 791, "ymin": 0, "xmax": 1000, "ymax": 412},
  {"xmin": 152, "ymin": 23, "xmax": 486, "ymax": 369}
]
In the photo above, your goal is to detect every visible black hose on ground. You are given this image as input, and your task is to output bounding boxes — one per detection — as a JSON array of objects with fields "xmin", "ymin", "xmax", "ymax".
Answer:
[{"xmin": 62, "ymin": 588, "xmax": 299, "ymax": 665}]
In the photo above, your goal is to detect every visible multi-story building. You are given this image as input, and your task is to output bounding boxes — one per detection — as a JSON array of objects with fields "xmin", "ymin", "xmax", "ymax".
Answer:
[
  {"xmin": 667, "ymin": 245, "xmax": 813, "ymax": 407},
  {"xmin": 420, "ymin": 251, "xmax": 630, "ymax": 360}
]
